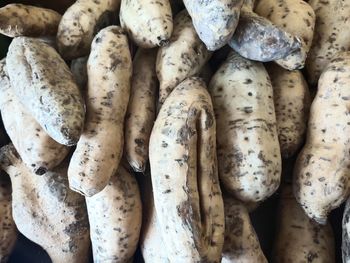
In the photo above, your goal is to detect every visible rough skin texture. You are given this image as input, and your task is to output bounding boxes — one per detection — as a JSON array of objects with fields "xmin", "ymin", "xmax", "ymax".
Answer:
[
  {"xmin": 209, "ymin": 51, "xmax": 281, "ymax": 203},
  {"xmin": 293, "ymin": 52, "xmax": 350, "ymax": 224},
  {"xmin": 86, "ymin": 164, "xmax": 142, "ymax": 263},
  {"xmin": 255, "ymin": 0, "xmax": 316, "ymax": 70},
  {"xmin": 306, "ymin": 0, "xmax": 350, "ymax": 85},
  {"xmin": 57, "ymin": 0, "xmax": 120, "ymax": 60},
  {"xmin": 229, "ymin": 7, "xmax": 302, "ymax": 62},
  {"xmin": 0, "ymin": 4, "xmax": 61, "ymax": 37},
  {"xmin": 343, "ymin": 198, "xmax": 350, "ymax": 263},
  {"xmin": 149, "ymin": 77, "xmax": 225, "ymax": 262},
  {"xmin": 266, "ymin": 64, "xmax": 310, "ymax": 158},
  {"xmin": 140, "ymin": 175, "xmax": 169, "ymax": 263},
  {"xmin": 6, "ymin": 37, "xmax": 85, "ymax": 146},
  {"xmin": 0, "ymin": 144, "xmax": 90, "ymax": 263},
  {"xmin": 156, "ymin": 10, "xmax": 212, "ymax": 110},
  {"xmin": 125, "ymin": 48, "xmax": 157, "ymax": 173},
  {"xmin": 183, "ymin": 0, "xmax": 244, "ymax": 51},
  {"xmin": 120, "ymin": 0, "xmax": 173, "ymax": 48},
  {"xmin": 0, "ymin": 58, "xmax": 69, "ymax": 175},
  {"xmin": 273, "ymin": 185, "xmax": 335, "ymax": 263},
  {"xmin": 222, "ymin": 195, "xmax": 267, "ymax": 263},
  {"xmin": 0, "ymin": 173, "xmax": 17, "ymax": 263},
  {"xmin": 68, "ymin": 26, "xmax": 132, "ymax": 197}
]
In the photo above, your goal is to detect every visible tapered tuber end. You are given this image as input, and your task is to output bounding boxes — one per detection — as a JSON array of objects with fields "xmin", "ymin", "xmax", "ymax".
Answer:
[{"xmin": 313, "ymin": 216, "xmax": 327, "ymax": 225}]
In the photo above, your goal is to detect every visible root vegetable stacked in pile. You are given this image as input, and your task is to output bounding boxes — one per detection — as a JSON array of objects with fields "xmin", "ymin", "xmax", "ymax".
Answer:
[{"xmin": 0, "ymin": 0, "xmax": 349, "ymax": 262}]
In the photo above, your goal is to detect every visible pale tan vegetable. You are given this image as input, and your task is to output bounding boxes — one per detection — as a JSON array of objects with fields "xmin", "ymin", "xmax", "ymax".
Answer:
[
  {"xmin": 266, "ymin": 64, "xmax": 310, "ymax": 158},
  {"xmin": 343, "ymin": 198, "xmax": 350, "ymax": 263},
  {"xmin": 86, "ymin": 164, "xmax": 142, "ymax": 262},
  {"xmin": 70, "ymin": 56, "xmax": 88, "ymax": 92},
  {"xmin": 149, "ymin": 77, "xmax": 224, "ymax": 262},
  {"xmin": 0, "ymin": 144, "xmax": 90, "ymax": 263},
  {"xmin": 69, "ymin": 26, "xmax": 132, "ymax": 197},
  {"xmin": 293, "ymin": 52, "xmax": 350, "ymax": 223},
  {"xmin": 140, "ymin": 176, "xmax": 169, "ymax": 263},
  {"xmin": 273, "ymin": 185, "xmax": 335, "ymax": 263},
  {"xmin": 120, "ymin": 0, "xmax": 173, "ymax": 48},
  {"xmin": 306, "ymin": 0, "xmax": 350, "ymax": 84},
  {"xmin": 0, "ymin": 173, "xmax": 17, "ymax": 263},
  {"xmin": 57, "ymin": 0, "xmax": 121, "ymax": 60},
  {"xmin": 222, "ymin": 195, "xmax": 267, "ymax": 263},
  {"xmin": 255, "ymin": 0, "xmax": 316, "ymax": 70},
  {"xmin": 183, "ymin": 0, "xmax": 244, "ymax": 51},
  {"xmin": 0, "ymin": 4, "xmax": 61, "ymax": 38},
  {"xmin": 0, "ymin": 58, "xmax": 69, "ymax": 175},
  {"xmin": 209, "ymin": 51, "xmax": 281, "ymax": 203},
  {"xmin": 156, "ymin": 10, "xmax": 212, "ymax": 109},
  {"xmin": 125, "ymin": 48, "xmax": 157, "ymax": 173},
  {"xmin": 229, "ymin": 5, "xmax": 302, "ymax": 62},
  {"xmin": 6, "ymin": 37, "xmax": 85, "ymax": 146}
]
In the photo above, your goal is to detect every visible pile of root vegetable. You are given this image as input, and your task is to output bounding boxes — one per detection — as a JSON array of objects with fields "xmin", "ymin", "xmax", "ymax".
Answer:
[{"xmin": 0, "ymin": 0, "xmax": 349, "ymax": 262}]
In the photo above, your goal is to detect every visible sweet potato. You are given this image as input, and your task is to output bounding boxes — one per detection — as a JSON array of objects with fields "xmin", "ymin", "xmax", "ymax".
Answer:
[
  {"xmin": 57, "ymin": 0, "xmax": 120, "ymax": 60},
  {"xmin": 0, "ymin": 4, "xmax": 61, "ymax": 38},
  {"xmin": 273, "ymin": 185, "xmax": 335, "ymax": 262},
  {"xmin": 306, "ymin": 0, "xmax": 350, "ymax": 85},
  {"xmin": 266, "ymin": 64, "xmax": 310, "ymax": 158},
  {"xmin": 222, "ymin": 195, "xmax": 267, "ymax": 263},
  {"xmin": 183, "ymin": 0, "xmax": 243, "ymax": 51},
  {"xmin": 149, "ymin": 77, "xmax": 224, "ymax": 262},
  {"xmin": 0, "ymin": 173, "xmax": 17, "ymax": 263},
  {"xmin": 255, "ymin": 0, "xmax": 316, "ymax": 70},
  {"xmin": 86, "ymin": 164, "xmax": 141, "ymax": 262},
  {"xmin": 229, "ymin": 6, "xmax": 302, "ymax": 62},
  {"xmin": 125, "ymin": 48, "xmax": 157, "ymax": 173},
  {"xmin": 343, "ymin": 198, "xmax": 350, "ymax": 263},
  {"xmin": 293, "ymin": 52, "xmax": 350, "ymax": 223},
  {"xmin": 140, "ymin": 175, "xmax": 169, "ymax": 263},
  {"xmin": 68, "ymin": 26, "xmax": 132, "ymax": 197},
  {"xmin": 6, "ymin": 37, "xmax": 85, "ymax": 146},
  {"xmin": 209, "ymin": 51, "xmax": 281, "ymax": 203},
  {"xmin": 0, "ymin": 144, "xmax": 90, "ymax": 263},
  {"xmin": 156, "ymin": 10, "xmax": 212, "ymax": 109},
  {"xmin": 120, "ymin": 0, "xmax": 173, "ymax": 48},
  {"xmin": 0, "ymin": 58, "xmax": 69, "ymax": 175}
]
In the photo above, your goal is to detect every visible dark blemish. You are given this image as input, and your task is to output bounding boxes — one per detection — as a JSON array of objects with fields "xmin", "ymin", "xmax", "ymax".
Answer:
[
  {"xmin": 35, "ymin": 167, "xmax": 47, "ymax": 175},
  {"xmin": 244, "ymin": 79, "xmax": 253, "ymax": 84}
]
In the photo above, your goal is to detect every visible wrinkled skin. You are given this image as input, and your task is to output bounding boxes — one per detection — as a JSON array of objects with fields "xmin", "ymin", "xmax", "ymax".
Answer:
[
  {"xmin": 149, "ymin": 77, "xmax": 224, "ymax": 262},
  {"xmin": 293, "ymin": 52, "xmax": 350, "ymax": 223}
]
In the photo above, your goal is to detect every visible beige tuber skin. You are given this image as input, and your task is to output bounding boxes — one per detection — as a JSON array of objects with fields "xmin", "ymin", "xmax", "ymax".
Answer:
[
  {"xmin": 222, "ymin": 195, "xmax": 267, "ymax": 263},
  {"xmin": 209, "ymin": 51, "xmax": 281, "ymax": 203},
  {"xmin": 125, "ymin": 48, "xmax": 157, "ymax": 173},
  {"xmin": 120, "ymin": 0, "xmax": 173, "ymax": 48},
  {"xmin": 0, "ymin": 58, "xmax": 69, "ymax": 175},
  {"xmin": 149, "ymin": 77, "xmax": 224, "ymax": 262},
  {"xmin": 0, "ymin": 173, "xmax": 17, "ymax": 263},
  {"xmin": 68, "ymin": 26, "xmax": 132, "ymax": 197},
  {"xmin": 255, "ymin": 0, "xmax": 316, "ymax": 70},
  {"xmin": 86, "ymin": 164, "xmax": 142, "ymax": 263},
  {"xmin": 266, "ymin": 63, "xmax": 310, "ymax": 158},
  {"xmin": 57, "ymin": 0, "xmax": 121, "ymax": 60},
  {"xmin": 273, "ymin": 185, "xmax": 335, "ymax": 263},
  {"xmin": 156, "ymin": 10, "xmax": 212, "ymax": 110},
  {"xmin": 0, "ymin": 144, "xmax": 90, "ymax": 263},
  {"xmin": 6, "ymin": 37, "xmax": 85, "ymax": 146},
  {"xmin": 0, "ymin": 4, "xmax": 61, "ymax": 38},
  {"xmin": 293, "ymin": 52, "xmax": 350, "ymax": 224},
  {"xmin": 306, "ymin": 0, "xmax": 350, "ymax": 85}
]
